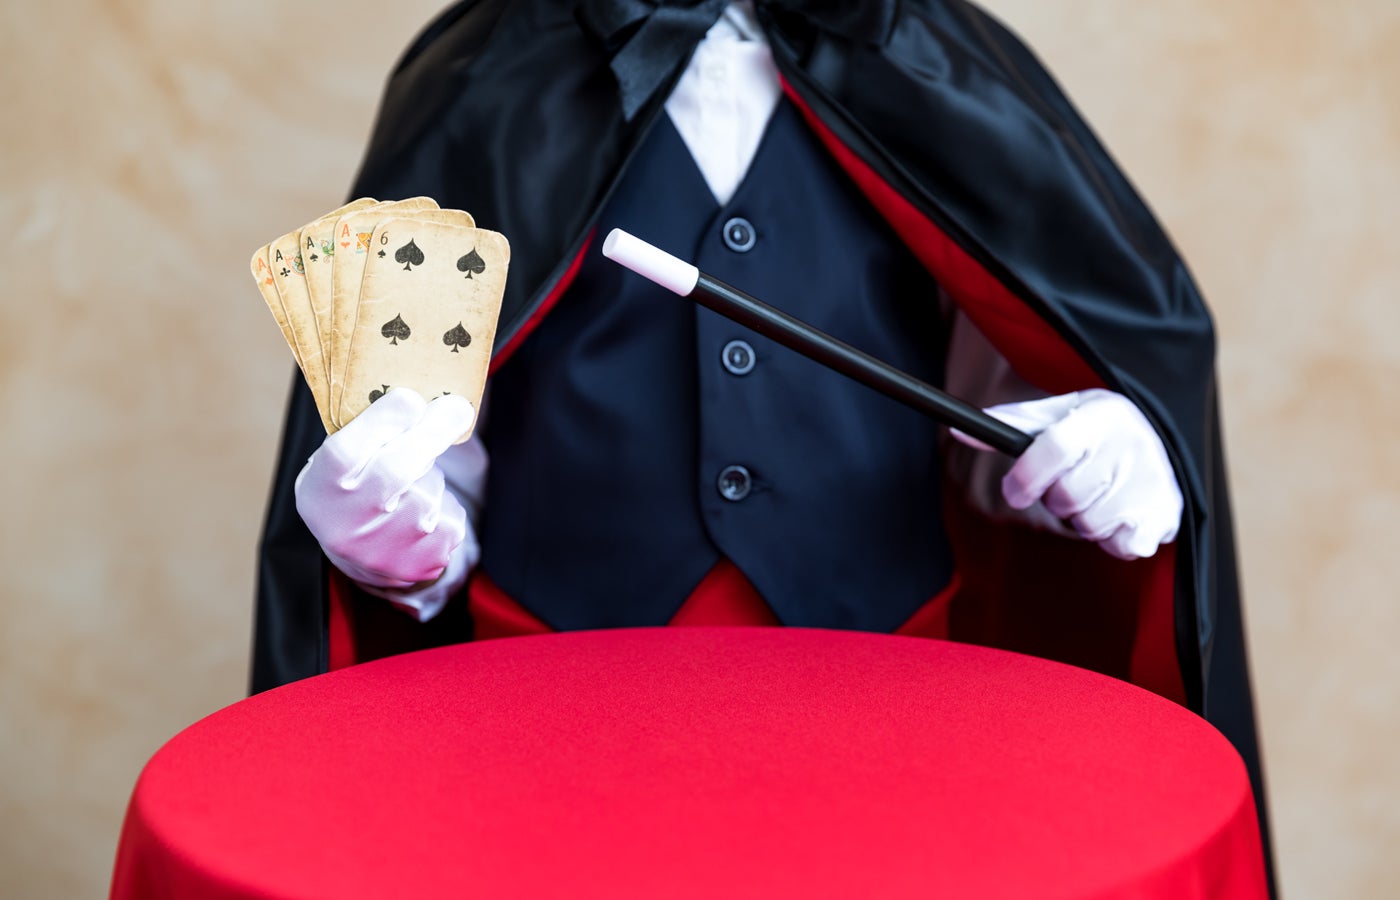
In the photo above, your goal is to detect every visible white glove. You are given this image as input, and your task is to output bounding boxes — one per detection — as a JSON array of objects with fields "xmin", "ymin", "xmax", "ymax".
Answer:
[
  {"xmin": 953, "ymin": 389, "xmax": 1183, "ymax": 560},
  {"xmin": 294, "ymin": 388, "xmax": 481, "ymax": 620}
]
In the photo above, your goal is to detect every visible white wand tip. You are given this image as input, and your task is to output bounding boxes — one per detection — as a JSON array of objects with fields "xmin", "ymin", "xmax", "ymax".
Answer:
[{"xmin": 601, "ymin": 229, "xmax": 699, "ymax": 296}]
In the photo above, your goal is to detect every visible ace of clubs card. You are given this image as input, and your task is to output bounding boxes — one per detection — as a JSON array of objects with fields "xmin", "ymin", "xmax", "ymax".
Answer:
[{"xmin": 268, "ymin": 229, "xmax": 334, "ymax": 430}]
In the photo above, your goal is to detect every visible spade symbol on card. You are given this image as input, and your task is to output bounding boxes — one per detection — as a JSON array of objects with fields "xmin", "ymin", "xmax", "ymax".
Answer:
[
  {"xmin": 369, "ymin": 385, "xmax": 390, "ymax": 403},
  {"xmin": 395, "ymin": 239, "xmax": 425, "ymax": 271},
  {"xmin": 456, "ymin": 248, "xmax": 485, "ymax": 279},
  {"xmin": 443, "ymin": 323, "xmax": 471, "ymax": 353},
  {"xmin": 381, "ymin": 314, "xmax": 411, "ymax": 345}
]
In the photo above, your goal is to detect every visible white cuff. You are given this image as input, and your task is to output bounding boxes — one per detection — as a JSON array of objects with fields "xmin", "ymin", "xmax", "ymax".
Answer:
[{"xmin": 352, "ymin": 528, "xmax": 480, "ymax": 623}]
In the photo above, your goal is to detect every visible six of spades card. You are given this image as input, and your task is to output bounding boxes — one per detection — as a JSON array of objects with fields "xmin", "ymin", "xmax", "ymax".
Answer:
[{"xmin": 249, "ymin": 199, "xmax": 509, "ymax": 443}]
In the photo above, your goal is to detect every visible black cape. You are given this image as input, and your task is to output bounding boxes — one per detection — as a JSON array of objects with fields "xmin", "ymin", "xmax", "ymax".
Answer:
[{"xmin": 254, "ymin": 0, "xmax": 1271, "ymax": 879}]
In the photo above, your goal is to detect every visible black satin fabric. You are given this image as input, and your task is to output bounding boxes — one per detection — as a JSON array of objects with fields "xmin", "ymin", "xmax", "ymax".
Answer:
[
  {"xmin": 252, "ymin": 0, "xmax": 1270, "ymax": 885},
  {"xmin": 574, "ymin": 0, "xmax": 896, "ymax": 118},
  {"xmin": 255, "ymin": 371, "xmax": 326, "ymax": 688},
  {"xmin": 576, "ymin": 0, "xmax": 729, "ymax": 120}
]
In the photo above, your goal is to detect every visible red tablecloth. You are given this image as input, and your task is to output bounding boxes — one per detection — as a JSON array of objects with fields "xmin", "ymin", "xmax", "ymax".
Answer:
[{"xmin": 111, "ymin": 629, "xmax": 1266, "ymax": 899}]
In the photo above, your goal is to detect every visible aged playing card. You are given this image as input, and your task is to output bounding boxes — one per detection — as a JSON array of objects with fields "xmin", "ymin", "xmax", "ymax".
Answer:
[
  {"xmin": 299, "ymin": 197, "xmax": 380, "ymax": 386},
  {"xmin": 327, "ymin": 197, "xmax": 441, "ymax": 423},
  {"xmin": 269, "ymin": 228, "xmax": 334, "ymax": 430},
  {"xmin": 249, "ymin": 243, "xmax": 303, "ymax": 371},
  {"xmin": 338, "ymin": 217, "xmax": 509, "ymax": 441}
]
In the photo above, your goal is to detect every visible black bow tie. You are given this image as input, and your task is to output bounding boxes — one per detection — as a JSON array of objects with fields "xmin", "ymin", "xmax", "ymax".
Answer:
[{"xmin": 576, "ymin": 0, "xmax": 897, "ymax": 120}]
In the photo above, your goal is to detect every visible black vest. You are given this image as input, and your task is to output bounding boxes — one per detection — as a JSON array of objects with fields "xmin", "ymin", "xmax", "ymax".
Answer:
[{"xmin": 480, "ymin": 101, "xmax": 953, "ymax": 631}]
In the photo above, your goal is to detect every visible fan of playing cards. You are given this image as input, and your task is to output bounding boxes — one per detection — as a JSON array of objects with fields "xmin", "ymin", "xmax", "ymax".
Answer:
[{"xmin": 249, "ymin": 197, "xmax": 509, "ymax": 442}]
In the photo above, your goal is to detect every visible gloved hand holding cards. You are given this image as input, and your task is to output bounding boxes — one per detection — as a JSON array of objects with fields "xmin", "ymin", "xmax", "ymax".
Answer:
[{"xmin": 249, "ymin": 197, "xmax": 510, "ymax": 442}]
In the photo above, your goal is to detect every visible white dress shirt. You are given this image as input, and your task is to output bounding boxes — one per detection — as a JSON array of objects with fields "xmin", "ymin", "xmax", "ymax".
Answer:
[{"xmin": 663, "ymin": 3, "xmax": 781, "ymax": 205}]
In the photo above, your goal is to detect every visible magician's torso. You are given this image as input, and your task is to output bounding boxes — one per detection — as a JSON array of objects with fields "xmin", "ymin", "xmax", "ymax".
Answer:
[{"xmin": 478, "ymin": 101, "xmax": 957, "ymax": 632}]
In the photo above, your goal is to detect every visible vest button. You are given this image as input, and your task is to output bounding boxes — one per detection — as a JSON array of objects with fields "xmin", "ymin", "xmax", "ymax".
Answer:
[
  {"xmin": 716, "ymin": 465, "xmax": 752, "ymax": 502},
  {"xmin": 721, "ymin": 339, "xmax": 755, "ymax": 375},
  {"xmin": 721, "ymin": 217, "xmax": 756, "ymax": 253}
]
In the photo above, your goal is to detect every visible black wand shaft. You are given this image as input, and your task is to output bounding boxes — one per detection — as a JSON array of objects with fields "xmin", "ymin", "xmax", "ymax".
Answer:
[{"xmin": 691, "ymin": 274, "xmax": 1033, "ymax": 458}]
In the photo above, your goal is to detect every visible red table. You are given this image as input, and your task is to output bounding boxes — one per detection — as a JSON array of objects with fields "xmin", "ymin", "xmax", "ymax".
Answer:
[{"xmin": 111, "ymin": 629, "xmax": 1266, "ymax": 898}]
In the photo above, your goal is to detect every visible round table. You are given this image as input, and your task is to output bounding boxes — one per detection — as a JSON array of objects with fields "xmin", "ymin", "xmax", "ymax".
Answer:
[{"xmin": 111, "ymin": 629, "xmax": 1267, "ymax": 898}]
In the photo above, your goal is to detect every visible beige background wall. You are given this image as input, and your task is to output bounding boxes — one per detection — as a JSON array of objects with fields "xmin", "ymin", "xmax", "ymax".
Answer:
[{"xmin": 1, "ymin": 1, "xmax": 1394, "ymax": 897}]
